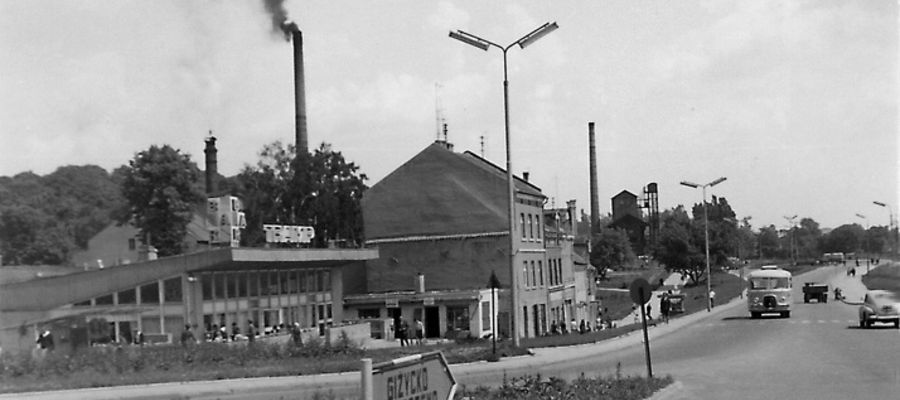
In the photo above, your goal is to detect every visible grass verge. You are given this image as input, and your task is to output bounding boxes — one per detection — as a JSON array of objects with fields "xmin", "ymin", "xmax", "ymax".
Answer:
[{"xmin": 459, "ymin": 371, "xmax": 674, "ymax": 400}]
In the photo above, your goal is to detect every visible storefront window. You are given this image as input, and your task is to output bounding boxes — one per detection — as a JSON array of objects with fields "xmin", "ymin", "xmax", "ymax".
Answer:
[
  {"xmin": 164, "ymin": 277, "xmax": 182, "ymax": 303},
  {"xmin": 118, "ymin": 288, "xmax": 136, "ymax": 304},
  {"xmin": 141, "ymin": 282, "xmax": 159, "ymax": 304},
  {"xmin": 447, "ymin": 306, "xmax": 470, "ymax": 331}
]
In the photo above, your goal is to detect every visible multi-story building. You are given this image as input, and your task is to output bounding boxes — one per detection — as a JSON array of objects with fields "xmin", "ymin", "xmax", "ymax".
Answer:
[{"xmin": 354, "ymin": 141, "xmax": 585, "ymax": 340}]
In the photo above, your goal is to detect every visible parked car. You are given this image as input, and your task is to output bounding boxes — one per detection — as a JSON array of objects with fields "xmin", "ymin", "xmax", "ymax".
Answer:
[{"xmin": 858, "ymin": 290, "xmax": 900, "ymax": 328}]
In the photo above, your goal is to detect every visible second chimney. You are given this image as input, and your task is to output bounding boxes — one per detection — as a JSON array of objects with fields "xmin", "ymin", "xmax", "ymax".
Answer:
[
  {"xmin": 588, "ymin": 122, "xmax": 599, "ymax": 227},
  {"xmin": 204, "ymin": 135, "xmax": 218, "ymax": 195}
]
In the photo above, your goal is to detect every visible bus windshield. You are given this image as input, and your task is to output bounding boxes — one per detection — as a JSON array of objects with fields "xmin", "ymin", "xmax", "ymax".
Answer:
[{"xmin": 749, "ymin": 277, "xmax": 790, "ymax": 290}]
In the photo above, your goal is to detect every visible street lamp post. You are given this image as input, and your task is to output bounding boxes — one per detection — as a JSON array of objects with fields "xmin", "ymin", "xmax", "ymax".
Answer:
[
  {"xmin": 680, "ymin": 177, "xmax": 727, "ymax": 312},
  {"xmin": 784, "ymin": 215, "xmax": 798, "ymax": 266},
  {"xmin": 873, "ymin": 201, "xmax": 895, "ymax": 258},
  {"xmin": 451, "ymin": 22, "xmax": 558, "ymax": 347},
  {"xmin": 856, "ymin": 213, "xmax": 869, "ymax": 272}
]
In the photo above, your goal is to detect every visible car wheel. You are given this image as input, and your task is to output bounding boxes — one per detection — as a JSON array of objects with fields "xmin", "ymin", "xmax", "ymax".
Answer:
[
  {"xmin": 894, "ymin": 320, "xmax": 899, "ymax": 329},
  {"xmin": 751, "ymin": 312, "xmax": 760, "ymax": 319},
  {"xmin": 859, "ymin": 319, "xmax": 865, "ymax": 328},
  {"xmin": 803, "ymin": 296, "xmax": 809, "ymax": 303},
  {"xmin": 781, "ymin": 311, "xmax": 790, "ymax": 318}
]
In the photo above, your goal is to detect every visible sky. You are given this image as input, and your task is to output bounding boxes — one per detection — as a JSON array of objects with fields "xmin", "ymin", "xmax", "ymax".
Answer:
[{"xmin": 1, "ymin": 0, "xmax": 897, "ymax": 231}]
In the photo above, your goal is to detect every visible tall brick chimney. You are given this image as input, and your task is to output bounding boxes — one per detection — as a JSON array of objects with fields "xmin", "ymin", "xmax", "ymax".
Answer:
[
  {"xmin": 291, "ymin": 27, "xmax": 309, "ymax": 154},
  {"xmin": 204, "ymin": 135, "xmax": 218, "ymax": 195},
  {"xmin": 588, "ymin": 122, "xmax": 599, "ymax": 227}
]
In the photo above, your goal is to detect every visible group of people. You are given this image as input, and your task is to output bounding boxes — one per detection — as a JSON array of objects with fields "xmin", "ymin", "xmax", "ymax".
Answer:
[
  {"xmin": 549, "ymin": 314, "xmax": 612, "ymax": 335},
  {"xmin": 396, "ymin": 318, "xmax": 424, "ymax": 346},
  {"xmin": 181, "ymin": 320, "xmax": 266, "ymax": 346}
]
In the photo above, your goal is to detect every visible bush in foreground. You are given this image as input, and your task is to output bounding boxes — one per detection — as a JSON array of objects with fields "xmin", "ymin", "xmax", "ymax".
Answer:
[{"xmin": 459, "ymin": 372, "xmax": 673, "ymax": 400}]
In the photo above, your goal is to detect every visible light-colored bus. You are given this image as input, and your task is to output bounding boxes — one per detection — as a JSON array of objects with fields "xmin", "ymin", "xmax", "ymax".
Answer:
[{"xmin": 747, "ymin": 265, "xmax": 792, "ymax": 318}]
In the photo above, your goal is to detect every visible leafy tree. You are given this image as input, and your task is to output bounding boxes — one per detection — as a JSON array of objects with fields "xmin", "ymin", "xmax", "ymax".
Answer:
[
  {"xmin": 652, "ymin": 206, "xmax": 707, "ymax": 285},
  {"xmin": 0, "ymin": 204, "xmax": 73, "ymax": 265},
  {"xmin": 118, "ymin": 145, "xmax": 204, "ymax": 257},
  {"xmin": 0, "ymin": 167, "xmax": 122, "ymax": 265},
  {"xmin": 589, "ymin": 227, "xmax": 636, "ymax": 280},
  {"xmin": 758, "ymin": 225, "xmax": 780, "ymax": 259},
  {"xmin": 793, "ymin": 217, "xmax": 822, "ymax": 259},
  {"xmin": 234, "ymin": 141, "xmax": 368, "ymax": 247},
  {"xmin": 820, "ymin": 224, "xmax": 864, "ymax": 254}
]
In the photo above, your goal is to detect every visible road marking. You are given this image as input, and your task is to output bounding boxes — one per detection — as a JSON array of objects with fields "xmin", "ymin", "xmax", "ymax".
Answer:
[
  {"xmin": 817, "ymin": 320, "xmax": 826, "ymax": 323},
  {"xmin": 801, "ymin": 320, "xmax": 811, "ymax": 324},
  {"xmin": 832, "ymin": 320, "xmax": 842, "ymax": 324}
]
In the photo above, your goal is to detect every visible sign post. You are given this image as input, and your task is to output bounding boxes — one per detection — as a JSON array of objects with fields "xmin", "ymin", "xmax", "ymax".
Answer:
[
  {"xmin": 629, "ymin": 278, "xmax": 653, "ymax": 378},
  {"xmin": 363, "ymin": 351, "xmax": 457, "ymax": 400}
]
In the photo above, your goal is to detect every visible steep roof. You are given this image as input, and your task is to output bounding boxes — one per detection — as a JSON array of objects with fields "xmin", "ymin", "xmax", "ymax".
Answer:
[{"xmin": 363, "ymin": 142, "xmax": 544, "ymax": 241}]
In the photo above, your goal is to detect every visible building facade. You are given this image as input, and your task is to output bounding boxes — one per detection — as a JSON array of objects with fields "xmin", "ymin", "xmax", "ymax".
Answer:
[
  {"xmin": 360, "ymin": 141, "xmax": 585, "ymax": 340},
  {"xmin": 0, "ymin": 247, "xmax": 376, "ymax": 354}
]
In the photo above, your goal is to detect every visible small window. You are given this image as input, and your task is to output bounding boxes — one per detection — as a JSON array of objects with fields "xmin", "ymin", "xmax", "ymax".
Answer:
[
  {"xmin": 128, "ymin": 238, "xmax": 136, "ymax": 250},
  {"xmin": 520, "ymin": 213, "xmax": 526, "ymax": 240},
  {"xmin": 117, "ymin": 288, "xmax": 136, "ymax": 304},
  {"xmin": 528, "ymin": 214, "xmax": 533, "ymax": 239}
]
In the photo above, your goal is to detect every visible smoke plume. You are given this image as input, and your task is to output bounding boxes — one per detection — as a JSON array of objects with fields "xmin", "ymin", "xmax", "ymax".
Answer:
[{"xmin": 262, "ymin": 0, "xmax": 297, "ymax": 40}]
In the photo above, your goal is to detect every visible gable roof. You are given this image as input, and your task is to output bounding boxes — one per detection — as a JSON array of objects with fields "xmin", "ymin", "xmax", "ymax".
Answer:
[{"xmin": 363, "ymin": 142, "xmax": 544, "ymax": 241}]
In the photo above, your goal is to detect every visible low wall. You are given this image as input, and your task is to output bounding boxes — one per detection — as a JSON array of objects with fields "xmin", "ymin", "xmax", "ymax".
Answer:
[{"xmin": 325, "ymin": 322, "xmax": 370, "ymax": 346}]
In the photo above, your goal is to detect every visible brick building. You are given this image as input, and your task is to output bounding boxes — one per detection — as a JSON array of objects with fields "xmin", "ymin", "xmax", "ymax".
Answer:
[{"xmin": 356, "ymin": 141, "xmax": 585, "ymax": 340}]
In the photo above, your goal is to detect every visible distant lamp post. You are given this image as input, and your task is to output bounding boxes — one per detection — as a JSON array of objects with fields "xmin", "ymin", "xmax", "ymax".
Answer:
[
  {"xmin": 873, "ymin": 201, "xmax": 895, "ymax": 257},
  {"xmin": 783, "ymin": 215, "xmax": 798, "ymax": 265},
  {"xmin": 488, "ymin": 270, "xmax": 501, "ymax": 356},
  {"xmin": 680, "ymin": 177, "xmax": 727, "ymax": 312},
  {"xmin": 856, "ymin": 213, "xmax": 870, "ymax": 271},
  {"xmin": 451, "ymin": 21, "xmax": 559, "ymax": 347}
]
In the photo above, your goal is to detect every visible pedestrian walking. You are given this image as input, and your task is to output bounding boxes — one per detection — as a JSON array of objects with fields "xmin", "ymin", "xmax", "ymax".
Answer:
[
  {"xmin": 180, "ymin": 324, "xmax": 195, "ymax": 347},
  {"xmin": 709, "ymin": 289, "xmax": 717, "ymax": 308},
  {"xmin": 399, "ymin": 320, "xmax": 409, "ymax": 347},
  {"xmin": 415, "ymin": 319, "xmax": 425, "ymax": 345},
  {"xmin": 660, "ymin": 292, "xmax": 671, "ymax": 324}
]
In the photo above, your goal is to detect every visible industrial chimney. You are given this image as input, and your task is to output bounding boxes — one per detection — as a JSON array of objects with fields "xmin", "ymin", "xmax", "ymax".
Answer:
[
  {"xmin": 289, "ymin": 24, "xmax": 309, "ymax": 154},
  {"xmin": 588, "ymin": 122, "xmax": 599, "ymax": 227},
  {"xmin": 204, "ymin": 135, "xmax": 218, "ymax": 195}
]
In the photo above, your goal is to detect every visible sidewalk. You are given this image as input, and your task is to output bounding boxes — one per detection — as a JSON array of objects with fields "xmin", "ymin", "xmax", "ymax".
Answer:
[{"xmin": 614, "ymin": 272, "xmax": 686, "ymax": 327}]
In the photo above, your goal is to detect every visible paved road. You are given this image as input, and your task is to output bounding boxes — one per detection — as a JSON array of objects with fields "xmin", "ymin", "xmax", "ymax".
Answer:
[{"xmin": 9, "ymin": 263, "xmax": 900, "ymax": 399}]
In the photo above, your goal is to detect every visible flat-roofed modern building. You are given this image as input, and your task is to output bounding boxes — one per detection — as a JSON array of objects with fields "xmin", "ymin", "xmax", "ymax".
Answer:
[{"xmin": 0, "ymin": 247, "xmax": 376, "ymax": 354}]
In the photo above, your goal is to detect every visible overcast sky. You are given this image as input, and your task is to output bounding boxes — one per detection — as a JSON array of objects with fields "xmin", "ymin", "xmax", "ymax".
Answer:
[{"xmin": 1, "ymin": 0, "xmax": 897, "ymax": 230}]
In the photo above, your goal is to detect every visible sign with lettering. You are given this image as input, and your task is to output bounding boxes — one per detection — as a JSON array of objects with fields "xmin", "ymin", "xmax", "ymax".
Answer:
[{"xmin": 372, "ymin": 352, "xmax": 456, "ymax": 400}]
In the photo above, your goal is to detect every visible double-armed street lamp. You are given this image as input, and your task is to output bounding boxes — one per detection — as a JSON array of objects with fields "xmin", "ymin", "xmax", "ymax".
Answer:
[
  {"xmin": 450, "ymin": 22, "xmax": 558, "ymax": 346},
  {"xmin": 873, "ymin": 201, "xmax": 895, "ymax": 257},
  {"xmin": 680, "ymin": 177, "xmax": 727, "ymax": 312},
  {"xmin": 784, "ymin": 215, "xmax": 798, "ymax": 265}
]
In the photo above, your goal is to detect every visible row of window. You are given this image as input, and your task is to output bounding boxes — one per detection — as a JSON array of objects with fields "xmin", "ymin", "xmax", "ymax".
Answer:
[
  {"xmin": 523, "ymin": 257, "xmax": 569, "ymax": 289},
  {"xmin": 519, "ymin": 213, "xmax": 543, "ymax": 241},
  {"xmin": 548, "ymin": 258, "xmax": 564, "ymax": 286},
  {"xmin": 199, "ymin": 269, "xmax": 331, "ymax": 301},
  {"xmin": 523, "ymin": 259, "xmax": 545, "ymax": 288},
  {"xmin": 74, "ymin": 277, "xmax": 183, "ymax": 307}
]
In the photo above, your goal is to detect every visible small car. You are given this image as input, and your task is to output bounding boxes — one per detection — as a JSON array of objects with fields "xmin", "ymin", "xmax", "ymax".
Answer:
[{"xmin": 858, "ymin": 290, "xmax": 900, "ymax": 328}]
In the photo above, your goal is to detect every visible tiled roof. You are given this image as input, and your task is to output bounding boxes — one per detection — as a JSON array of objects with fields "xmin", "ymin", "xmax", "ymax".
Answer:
[{"xmin": 363, "ymin": 142, "xmax": 544, "ymax": 241}]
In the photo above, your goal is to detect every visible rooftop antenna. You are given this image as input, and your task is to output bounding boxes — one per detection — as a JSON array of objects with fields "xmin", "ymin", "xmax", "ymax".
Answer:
[{"xmin": 434, "ymin": 83, "xmax": 446, "ymax": 141}]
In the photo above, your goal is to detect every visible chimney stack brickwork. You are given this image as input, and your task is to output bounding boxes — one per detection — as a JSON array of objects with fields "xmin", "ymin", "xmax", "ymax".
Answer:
[
  {"xmin": 292, "ymin": 29, "xmax": 309, "ymax": 154},
  {"xmin": 588, "ymin": 122, "xmax": 599, "ymax": 228},
  {"xmin": 204, "ymin": 136, "xmax": 218, "ymax": 195}
]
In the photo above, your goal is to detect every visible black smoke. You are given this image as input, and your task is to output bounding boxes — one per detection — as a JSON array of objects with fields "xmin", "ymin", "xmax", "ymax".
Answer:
[{"xmin": 261, "ymin": 0, "xmax": 297, "ymax": 40}]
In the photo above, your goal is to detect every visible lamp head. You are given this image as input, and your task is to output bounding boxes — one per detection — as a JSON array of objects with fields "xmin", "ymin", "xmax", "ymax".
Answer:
[
  {"xmin": 449, "ymin": 30, "xmax": 490, "ymax": 51},
  {"xmin": 709, "ymin": 177, "xmax": 727, "ymax": 187},
  {"xmin": 680, "ymin": 181, "xmax": 700, "ymax": 188},
  {"xmin": 517, "ymin": 22, "xmax": 559, "ymax": 49},
  {"xmin": 874, "ymin": 201, "xmax": 887, "ymax": 207}
]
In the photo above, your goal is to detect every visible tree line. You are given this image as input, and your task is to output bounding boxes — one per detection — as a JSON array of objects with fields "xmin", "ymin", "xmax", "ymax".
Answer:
[
  {"xmin": 0, "ymin": 141, "xmax": 367, "ymax": 265},
  {"xmin": 590, "ymin": 196, "xmax": 897, "ymax": 285}
]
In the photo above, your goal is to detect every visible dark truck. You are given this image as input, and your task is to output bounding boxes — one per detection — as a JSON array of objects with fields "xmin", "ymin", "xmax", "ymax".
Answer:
[{"xmin": 803, "ymin": 282, "xmax": 828, "ymax": 303}]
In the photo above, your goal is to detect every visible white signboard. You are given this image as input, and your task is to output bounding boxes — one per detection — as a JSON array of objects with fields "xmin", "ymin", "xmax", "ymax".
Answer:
[
  {"xmin": 371, "ymin": 352, "xmax": 456, "ymax": 400},
  {"xmin": 263, "ymin": 224, "xmax": 315, "ymax": 244}
]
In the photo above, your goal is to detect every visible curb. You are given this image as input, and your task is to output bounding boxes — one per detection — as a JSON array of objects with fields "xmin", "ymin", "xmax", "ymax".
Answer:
[{"xmin": 648, "ymin": 381, "xmax": 685, "ymax": 400}]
